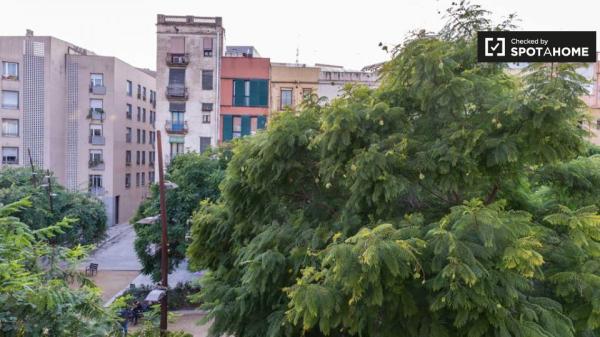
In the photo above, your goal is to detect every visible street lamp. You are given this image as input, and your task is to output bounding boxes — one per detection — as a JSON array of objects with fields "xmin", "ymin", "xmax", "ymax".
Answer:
[{"xmin": 138, "ymin": 132, "xmax": 176, "ymax": 336}]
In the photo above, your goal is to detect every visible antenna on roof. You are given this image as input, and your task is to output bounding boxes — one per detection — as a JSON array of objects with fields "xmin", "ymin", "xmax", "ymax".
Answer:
[{"xmin": 296, "ymin": 46, "xmax": 299, "ymax": 64}]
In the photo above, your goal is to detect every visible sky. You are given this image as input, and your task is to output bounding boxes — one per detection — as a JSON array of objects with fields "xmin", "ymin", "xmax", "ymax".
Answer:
[{"xmin": 1, "ymin": 0, "xmax": 599, "ymax": 71}]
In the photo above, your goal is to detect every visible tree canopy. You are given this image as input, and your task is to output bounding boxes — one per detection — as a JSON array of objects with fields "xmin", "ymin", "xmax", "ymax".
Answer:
[
  {"xmin": 0, "ymin": 167, "xmax": 107, "ymax": 245},
  {"xmin": 134, "ymin": 151, "xmax": 227, "ymax": 281},
  {"xmin": 0, "ymin": 198, "xmax": 119, "ymax": 336},
  {"xmin": 187, "ymin": 3, "xmax": 600, "ymax": 337}
]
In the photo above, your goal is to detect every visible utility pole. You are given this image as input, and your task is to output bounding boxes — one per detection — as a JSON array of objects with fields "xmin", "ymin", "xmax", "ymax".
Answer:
[
  {"xmin": 156, "ymin": 130, "xmax": 168, "ymax": 336},
  {"xmin": 46, "ymin": 170, "xmax": 54, "ymax": 213},
  {"xmin": 27, "ymin": 148, "xmax": 36, "ymax": 187}
]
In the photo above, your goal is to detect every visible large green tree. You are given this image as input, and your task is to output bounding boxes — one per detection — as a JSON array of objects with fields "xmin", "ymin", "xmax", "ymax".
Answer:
[
  {"xmin": 0, "ymin": 199, "xmax": 119, "ymax": 336},
  {"xmin": 0, "ymin": 167, "xmax": 107, "ymax": 245},
  {"xmin": 134, "ymin": 151, "xmax": 227, "ymax": 281},
  {"xmin": 187, "ymin": 3, "xmax": 600, "ymax": 337}
]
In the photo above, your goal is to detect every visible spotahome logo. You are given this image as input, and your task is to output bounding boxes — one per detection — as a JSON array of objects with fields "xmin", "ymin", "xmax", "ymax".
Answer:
[{"xmin": 477, "ymin": 31, "xmax": 596, "ymax": 62}]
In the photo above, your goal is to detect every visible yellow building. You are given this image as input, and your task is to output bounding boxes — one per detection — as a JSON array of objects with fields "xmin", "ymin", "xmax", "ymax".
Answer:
[{"xmin": 270, "ymin": 63, "xmax": 320, "ymax": 112}]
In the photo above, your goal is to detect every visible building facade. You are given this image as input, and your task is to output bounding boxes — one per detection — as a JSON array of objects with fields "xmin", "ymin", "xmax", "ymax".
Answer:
[
  {"xmin": 0, "ymin": 32, "xmax": 155, "ymax": 225},
  {"xmin": 220, "ymin": 50, "xmax": 270, "ymax": 141},
  {"xmin": 156, "ymin": 15, "xmax": 224, "ymax": 163},
  {"xmin": 270, "ymin": 63, "xmax": 320, "ymax": 112},
  {"xmin": 581, "ymin": 53, "xmax": 600, "ymax": 145},
  {"xmin": 317, "ymin": 64, "xmax": 380, "ymax": 103}
]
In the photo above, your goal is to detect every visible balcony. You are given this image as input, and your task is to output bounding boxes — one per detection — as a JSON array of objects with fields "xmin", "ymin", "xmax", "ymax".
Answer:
[
  {"xmin": 89, "ymin": 159, "xmax": 105, "ymax": 170},
  {"xmin": 89, "ymin": 135, "xmax": 105, "ymax": 145},
  {"xmin": 87, "ymin": 108, "xmax": 105, "ymax": 121},
  {"xmin": 89, "ymin": 187, "xmax": 105, "ymax": 196},
  {"xmin": 165, "ymin": 120, "xmax": 188, "ymax": 134},
  {"xmin": 89, "ymin": 84, "xmax": 106, "ymax": 95},
  {"xmin": 166, "ymin": 53, "xmax": 190, "ymax": 67},
  {"xmin": 166, "ymin": 85, "xmax": 188, "ymax": 100}
]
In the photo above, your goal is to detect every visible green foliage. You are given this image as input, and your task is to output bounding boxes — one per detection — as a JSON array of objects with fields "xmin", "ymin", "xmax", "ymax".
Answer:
[
  {"xmin": 120, "ymin": 282, "xmax": 201, "ymax": 310},
  {"xmin": 134, "ymin": 150, "xmax": 227, "ymax": 281},
  {"xmin": 187, "ymin": 3, "xmax": 598, "ymax": 337},
  {"xmin": 128, "ymin": 305, "xmax": 193, "ymax": 337},
  {"xmin": 0, "ymin": 166, "xmax": 107, "ymax": 245},
  {"xmin": 0, "ymin": 199, "xmax": 119, "ymax": 336}
]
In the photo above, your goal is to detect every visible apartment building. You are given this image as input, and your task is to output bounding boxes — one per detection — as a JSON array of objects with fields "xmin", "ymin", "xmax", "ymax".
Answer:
[
  {"xmin": 581, "ymin": 53, "xmax": 600, "ymax": 145},
  {"xmin": 270, "ymin": 63, "xmax": 320, "ymax": 112},
  {"xmin": 0, "ymin": 31, "xmax": 155, "ymax": 225},
  {"xmin": 220, "ymin": 47, "xmax": 270, "ymax": 141},
  {"xmin": 317, "ymin": 64, "xmax": 380, "ymax": 102},
  {"xmin": 156, "ymin": 15, "xmax": 224, "ymax": 163}
]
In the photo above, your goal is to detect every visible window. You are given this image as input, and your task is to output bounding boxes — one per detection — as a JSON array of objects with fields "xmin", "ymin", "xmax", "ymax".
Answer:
[
  {"xmin": 143, "ymin": 87, "xmax": 147, "ymax": 101},
  {"xmin": 89, "ymin": 175, "xmax": 103, "ymax": 191},
  {"xmin": 2, "ymin": 62, "xmax": 18, "ymax": 80},
  {"xmin": 171, "ymin": 111, "xmax": 185, "ymax": 127},
  {"xmin": 149, "ymin": 151, "xmax": 155, "ymax": 164},
  {"xmin": 125, "ymin": 173, "xmax": 131, "ymax": 188},
  {"xmin": 141, "ymin": 172, "xmax": 145, "ymax": 186},
  {"xmin": 142, "ymin": 151, "xmax": 146, "ymax": 165},
  {"xmin": 200, "ymin": 137, "xmax": 211, "ymax": 153},
  {"xmin": 149, "ymin": 171, "xmax": 155, "ymax": 184},
  {"xmin": 597, "ymin": 119, "xmax": 600, "ymax": 130},
  {"xmin": 89, "ymin": 124, "xmax": 103, "ymax": 143},
  {"xmin": 203, "ymin": 37, "xmax": 213, "ymax": 57},
  {"xmin": 137, "ymin": 84, "xmax": 141, "ymax": 99},
  {"xmin": 202, "ymin": 103, "xmax": 213, "ymax": 112},
  {"xmin": 233, "ymin": 79, "xmax": 268, "ymax": 107},
  {"xmin": 233, "ymin": 116, "xmax": 242, "ymax": 138},
  {"xmin": 169, "ymin": 69, "xmax": 185, "ymax": 86},
  {"xmin": 2, "ymin": 119, "xmax": 18, "ymax": 137},
  {"xmin": 126, "ymin": 150, "xmax": 132, "ymax": 166},
  {"xmin": 126, "ymin": 127, "xmax": 132, "ymax": 143},
  {"xmin": 2, "ymin": 90, "xmax": 19, "ymax": 109},
  {"xmin": 126, "ymin": 104, "xmax": 132, "ymax": 119},
  {"xmin": 126, "ymin": 80, "xmax": 133, "ymax": 96},
  {"xmin": 90, "ymin": 73, "xmax": 103, "ymax": 87},
  {"xmin": 89, "ymin": 149, "xmax": 103, "ymax": 167},
  {"xmin": 170, "ymin": 142, "xmax": 184, "ymax": 158},
  {"xmin": 202, "ymin": 113, "xmax": 210, "ymax": 124},
  {"xmin": 280, "ymin": 88, "xmax": 293, "ymax": 109},
  {"xmin": 136, "ymin": 151, "xmax": 140, "ymax": 165},
  {"xmin": 2, "ymin": 147, "xmax": 18, "ymax": 164},
  {"xmin": 142, "ymin": 108, "xmax": 146, "ymax": 123},
  {"xmin": 137, "ymin": 107, "xmax": 141, "ymax": 121},
  {"xmin": 142, "ymin": 130, "xmax": 146, "ymax": 144},
  {"xmin": 149, "ymin": 131, "xmax": 154, "ymax": 145},
  {"xmin": 136, "ymin": 129, "xmax": 141, "ymax": 143},
  {"xmin": 150, "ymin": 111, "xmax": 155, "ymax": 125},
  {"xmin": 136, "ymin": 172, "xmax": 140, "ymax": 187},
  {"xmin": 302, "ymin": 88, "xmax": 312, "ymax": 100},
  {"xmin": 202, "ymin": 70, "xmax": 213, "ymax": 90}
]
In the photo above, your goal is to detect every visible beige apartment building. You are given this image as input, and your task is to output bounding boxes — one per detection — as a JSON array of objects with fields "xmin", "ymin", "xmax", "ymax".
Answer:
[
  {"xmin": 270, "ymin": 63, "xmax": 320, "ymax": 112},
  {"xmin": 317, "ymin": 63, "xmax": 380, "ymax": 103},
  {"xmin": 581, "ymin": 53, "xmax": 600, "ymax": 145},
  {"xmin": 156, "ymin": 15, "xmax": 224, "ymax": 164},
  {"xmin": 0, "ymin": 31, "xmax": 156, "ymax": 225}
]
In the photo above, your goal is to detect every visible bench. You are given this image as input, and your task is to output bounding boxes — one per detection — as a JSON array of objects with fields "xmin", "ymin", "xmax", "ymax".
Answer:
[{"xmin": 85, "ymin": 263, "xmax": 99, "ymax": 276}]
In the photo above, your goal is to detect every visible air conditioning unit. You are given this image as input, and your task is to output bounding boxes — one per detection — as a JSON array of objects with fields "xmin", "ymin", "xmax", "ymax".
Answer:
[{"xmin": 172, "ymin": 55, "xmax": 186, "ymax": 64}]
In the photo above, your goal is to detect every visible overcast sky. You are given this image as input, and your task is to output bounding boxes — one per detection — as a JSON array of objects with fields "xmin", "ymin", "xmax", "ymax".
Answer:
[{"xmin": 1, "ymin": 0, "xmax": 598, "ymax": 70}]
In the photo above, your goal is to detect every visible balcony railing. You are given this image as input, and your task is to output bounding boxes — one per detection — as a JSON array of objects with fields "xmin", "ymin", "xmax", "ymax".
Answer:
[
  {"xmin": 89, "ymin": 84, "xmax": 106, "ymax": 95},
  {"xmin": 89, "ymin": 135, "xmax": 105, "ymax": 145},
  {"xmin": 87, "ymin": 108, "xmax": 105, "ymax": 121},
  {"xmin": 88, "ymin": 186, "xmax": 105, "ymax": 196},
  {"xmin": 165, "ymin": 120, "xmax": 188, "ymax": 134},
  {"xmin": 166, "ymin": 53, "xmax": 190, "ymax": 66},
  {"xmin": 89, "ymin": 160, "xmax": 105, "ymax": 170},
  {"xmin": 166, "ymin": 85, "xmax": 188, "ymax": 100}
]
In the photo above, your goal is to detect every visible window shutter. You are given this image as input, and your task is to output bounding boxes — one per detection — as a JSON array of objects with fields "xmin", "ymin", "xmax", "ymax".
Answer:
[
  {"xmin": 241, "ymin": 116, "xmax": 251, "ymax": 136},
  {"xmin": 257, "ymin": 116, "xmax": 267, "ymax": 130},
  {"xmin": 203, "ymin": 37, "xmax": 213, "ymax": 51},
  {"xmin": 233, "ymin": 80, "xmax": 245, "ymax": 106},
  {"xmin": 223, "ymin": 115, "xmax": 233, "ymax": 141},
  {"xmin": 169, "ymin": 36, "xmax": 185, "ymax": 53},
  {"xmin": 249, "ymin": 80, "xmax": 260, "ymax": 106},
  {"xmin": 258, "ymin": 80, "xmax": 268, "ymax": 106}
]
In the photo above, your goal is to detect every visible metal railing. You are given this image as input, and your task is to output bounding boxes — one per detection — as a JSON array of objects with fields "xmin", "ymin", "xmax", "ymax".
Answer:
[
  {"xmin": 166, "ymin": 85, "xmax": 188, "ymax": 100},
  {"xmin": 165, "ymin": 120, "xmax": 188, "ymax": 134}
]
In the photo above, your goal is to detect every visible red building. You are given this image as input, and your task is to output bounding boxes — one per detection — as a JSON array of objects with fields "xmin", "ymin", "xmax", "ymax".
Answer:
[{"xmin": 220, "ymin": 49, "xmax": 270, "ymax": 142}]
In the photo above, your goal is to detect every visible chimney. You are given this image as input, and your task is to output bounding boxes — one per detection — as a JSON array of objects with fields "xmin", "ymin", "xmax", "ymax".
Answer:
[{"xmin": 26, "ymin": 29, "xmax": 34, "ymax": 37}]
